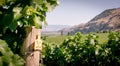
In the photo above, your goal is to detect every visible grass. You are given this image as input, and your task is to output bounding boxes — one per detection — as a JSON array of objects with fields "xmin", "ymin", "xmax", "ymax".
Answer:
[
  {"xmin": 44, "ymin": 33, "xmax": 109, "ymax": 44},
  {"xmin": 44, "ymin": 36, "xmax": 69, "ymax": 44}
]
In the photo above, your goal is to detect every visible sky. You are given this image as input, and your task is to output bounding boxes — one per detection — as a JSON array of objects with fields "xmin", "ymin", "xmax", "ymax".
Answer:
[{"xmin": 46, "ymin": 0, "xmax": 120, "ymax": 26}]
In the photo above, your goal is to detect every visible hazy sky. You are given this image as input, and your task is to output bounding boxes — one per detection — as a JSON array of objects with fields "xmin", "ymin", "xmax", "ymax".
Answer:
[{"xmin": 46, "ymin": 0, "xmax": 120, "ymax": 26}]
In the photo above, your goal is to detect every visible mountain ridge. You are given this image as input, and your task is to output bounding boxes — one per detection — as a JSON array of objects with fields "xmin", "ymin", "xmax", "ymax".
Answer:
[{"xmin": 61, "ymin": 7, "xmax": 120, "ymax": 34}]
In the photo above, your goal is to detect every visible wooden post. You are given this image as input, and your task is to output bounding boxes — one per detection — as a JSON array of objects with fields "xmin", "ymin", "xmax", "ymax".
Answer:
[{"xmin": 21, "ymin": 26, "xmax": 42, "ymax": 66}]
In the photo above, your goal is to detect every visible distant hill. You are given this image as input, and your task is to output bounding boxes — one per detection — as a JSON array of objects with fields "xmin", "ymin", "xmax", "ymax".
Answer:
[
  {"xmin": 42, "ymin": 25, "xmax": 70, "ymax": 32},
  {"xmin": 41, "ymin": 25, "xmax": 70, "ymax": 36},
  {"xmin": 61, "ymin": 7, "xmax": 120, "ymax": 34}
]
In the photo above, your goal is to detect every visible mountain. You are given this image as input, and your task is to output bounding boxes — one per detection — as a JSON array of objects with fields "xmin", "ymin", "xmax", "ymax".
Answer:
[{"xmin": 61, "ymin": 7, "xmax": 120, "ymax": 34}]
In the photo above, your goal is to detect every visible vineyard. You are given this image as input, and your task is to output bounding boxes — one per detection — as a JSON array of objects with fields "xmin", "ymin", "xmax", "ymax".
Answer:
[
  {"xmin": 0, "ymin": 31, "xmax": 120, "ymax": 66},
  {"xmin": 0, "ymin": 0, "xmax": 120, "ymax": 66},
  {"xmin": 42, "ymin": 32, "xmax": 120, "ymax": 66},
  {"xmin": 44, "ymin": 33, "xmax": 109, "ymax": 44}
]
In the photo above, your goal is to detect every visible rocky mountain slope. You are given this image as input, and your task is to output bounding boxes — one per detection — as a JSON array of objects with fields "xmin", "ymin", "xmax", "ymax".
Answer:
[{"xmin": 61, "ymin": 7, "xmax": 120, "ymax": 34}]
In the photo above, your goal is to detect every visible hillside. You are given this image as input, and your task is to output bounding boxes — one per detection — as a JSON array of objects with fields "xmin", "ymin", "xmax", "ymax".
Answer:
[{"xmin": 61, "ymin": 7, "xmax": 120, "ymax": 34}]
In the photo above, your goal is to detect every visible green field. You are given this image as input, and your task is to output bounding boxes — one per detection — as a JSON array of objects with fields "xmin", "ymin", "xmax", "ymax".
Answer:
[{"xmin": 44, "ymin": 33, "xmax": 109, "ymax": 44}]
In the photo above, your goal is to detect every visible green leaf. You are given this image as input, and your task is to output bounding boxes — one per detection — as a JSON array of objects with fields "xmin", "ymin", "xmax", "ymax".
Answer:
[
  {"xmin": 0, "ymin": 0, "xmax": 5, "ymax": 6},
  {"xmin": 22, "ymin": 5, "xmax": 28, "ymax": 13},
  {"xmin": 0, "ymin": 11, "xmax": 2, "ymax": 14},
  {"xmin": 1, "ymin": 13, "xmax": 14, "ymax": 28},
  {"xmin": 0, "ymin": 39, "xmax": 25, "ymax": 66},
  {"xmin": 8, "ymin": 21, "xmax": 18, "ymax": 31},
  {"xmin": 13, "ymin": 7, "xmax": 22, "ymax": 21},
  {"xmin": 32, "ymin": 15, "xmax": 39, "ymax": 28}
]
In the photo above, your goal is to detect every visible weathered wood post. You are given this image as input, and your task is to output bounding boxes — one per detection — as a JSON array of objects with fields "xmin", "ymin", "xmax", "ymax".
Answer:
[{"xmin": 21, "ymin": 26, "xmax": 42, "ymax": 66}]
